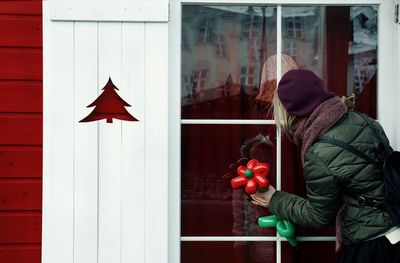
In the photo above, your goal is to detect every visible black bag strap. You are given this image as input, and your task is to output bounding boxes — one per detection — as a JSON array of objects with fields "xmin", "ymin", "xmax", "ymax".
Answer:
[
  {"xmin": 318, "ymin": 137, "xmax": 382, "ymax": 168},
  {"xmin": 353, "ymin": 111, "xmax": 391, "ymax": 156}
]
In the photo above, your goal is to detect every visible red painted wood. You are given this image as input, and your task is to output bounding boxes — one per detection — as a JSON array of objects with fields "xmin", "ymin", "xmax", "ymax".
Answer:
[
  {"xmin": 0, "ymin": 180, "xmax": 42, "ymax": 210},
  {"xmin": 0, "ymin": 16, "xmax": 41, "ymax": 47},
  {"xmin": 0, "ymin": 48, "xmax": 42, "ymax": 80},
  {"xmin": 0, "ymin": 245, "xmax": 41, "ymax": 263},
  {"xmin": 0, "ymin": 213, "xmax": 41, "ymax": 243},
  {"xmin": 0, "ymin": 2, "xmax": 41, "ymax": 16},
  {"xmin": 0, "ymin": 116, "xmax": 42, "ymax": 145},
  {"xmin": 0, "ymin": 81, "xmax": 42, "ymax": 112},
  {"xmin": 0, "ymin": 147, "xmax": 42, "ymax": 178},
  {"xmin": 0, "ymin": 0, "xmax": 43, "ymax": 260}
]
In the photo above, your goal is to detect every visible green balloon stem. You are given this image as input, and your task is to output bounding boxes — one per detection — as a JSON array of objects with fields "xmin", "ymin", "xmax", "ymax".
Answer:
[
  {"xmin": 257, "ymin": 187, "xmax": 269, "ymax": 193},
  {"xmin": 258, "ymin": 215, "xmax": 279, "ymax": 228},
  {"xmin": 287, "ymin": 237, "xmax": 298, "ymax": 247},
  {"xmin": 276, "ymin": 220, "xmax": 295, "ymax": 238}
]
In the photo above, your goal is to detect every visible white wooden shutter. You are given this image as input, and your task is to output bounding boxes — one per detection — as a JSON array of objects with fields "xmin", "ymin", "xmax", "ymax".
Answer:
[{"xmin": 42, "ymin": 1, "xmax": 168, "ymax": 263}]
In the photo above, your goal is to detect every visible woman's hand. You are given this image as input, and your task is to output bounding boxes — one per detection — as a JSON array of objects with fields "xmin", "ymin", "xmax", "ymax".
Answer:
[{"xmin": 250, "ymin": 185, "xmax": 276, "ymax": 208}]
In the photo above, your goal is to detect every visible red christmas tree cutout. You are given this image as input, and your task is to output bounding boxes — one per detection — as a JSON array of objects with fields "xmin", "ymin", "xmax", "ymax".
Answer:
[{"xmin": 80, "ymin": 77, "xmax": 139, "ymax": 123}]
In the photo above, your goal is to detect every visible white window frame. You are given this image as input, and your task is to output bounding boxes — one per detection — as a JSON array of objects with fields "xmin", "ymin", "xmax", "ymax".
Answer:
[{"xmin": 168, "ymin": 0, "xmax": 398, "ymax": 262}]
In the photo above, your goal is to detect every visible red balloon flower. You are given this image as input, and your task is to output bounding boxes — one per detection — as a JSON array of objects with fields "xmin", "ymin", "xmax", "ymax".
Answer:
[{"xmin": 231, "ymin": 159, "xmax": 271, "ymax": 194}]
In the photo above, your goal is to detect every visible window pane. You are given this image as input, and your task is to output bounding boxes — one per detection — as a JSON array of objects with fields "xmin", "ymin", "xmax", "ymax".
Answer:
[
  {"xmin": 281, "ymin": 242, "xmax": 337, "ymax": 263},
  {"xmin": 280, "ymin": 5, "xmax": 378, "ymax": 237},
  {"xmin": 281, "ymin": 5, "xmax": 378, "ymax": 118},
  {"xmin": 182, "ymin": 241, "xmax": 276, "ymax": 263},
  {"xmin": 181, "ymin": 124, "xmax": 276, "ymax": 236},
  {"xmin": 182, "ymin": 5, "xmax": 277, "ymax": 119}
]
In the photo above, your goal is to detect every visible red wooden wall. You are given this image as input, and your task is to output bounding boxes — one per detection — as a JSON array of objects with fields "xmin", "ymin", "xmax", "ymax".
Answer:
[{"xmin": 0, "ymin": 1, "xmax": 42, "ymax": 262}]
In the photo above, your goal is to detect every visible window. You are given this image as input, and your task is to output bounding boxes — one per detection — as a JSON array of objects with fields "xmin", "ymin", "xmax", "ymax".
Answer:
[
  {"xmin": 192, "ymin": 69, "xmax": 209, "ymax": 92},
  {"xmin": 240, "ymin": 66, "xmax": 256, "ymax": 86},
  {"xmin": 285, "ymin": 16, "xmax": 303, "ymax": 38},
  {"xmin": 215, "ymin": 35, "xmax": 228, "ymax": 57},
  {"xmin": 198, "ymin": 18, "xmax": 216, "ymax": 44},
  {"xmin": 242, "ymin": 7, "xmax": 261, "ymax": 39},
  {"xmin": 284, "ymin": 40, "xmax": 297, "ymax": 60},
  {"xmin": 178, "ymin": 4, "xmax": 381, "ymax": 263}
]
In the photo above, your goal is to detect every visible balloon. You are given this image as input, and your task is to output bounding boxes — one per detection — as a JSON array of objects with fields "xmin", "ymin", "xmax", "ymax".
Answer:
[
  {"xmin": 258, "ymin": 215, "xmax": 279, "ymax": 228},
  {"xmin": 258, "ymin": 215, "xmax": 297, "ymax": 247},
  {"xmin": 276, "ymin": 220, "xmax": 295, "ymax": 238},
  {"xmin": 231, "ymin": 159, "xmax": 271, "ymax": 194}
]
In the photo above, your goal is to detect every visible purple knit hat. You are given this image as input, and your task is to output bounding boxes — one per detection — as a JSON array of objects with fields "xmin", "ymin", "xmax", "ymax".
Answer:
[{"xmin": 277, "ymin": 69, "xmax": 335, "ymax": 117}]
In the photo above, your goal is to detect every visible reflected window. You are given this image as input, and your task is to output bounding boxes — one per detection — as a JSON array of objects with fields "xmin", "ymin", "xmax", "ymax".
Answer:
[
  {"xmin": 284, "ymin": 40, "xmax": 298, "ymax": 60},
  {"xmin": 198, "ymin": 18, "xmax": 216, "ymax": 44},
  {"xmin": 192, "ymin": 69, "xmax": 209, "ymax": 92},
  {"xmin": 215, "ymin": 35, "xmax": 228, "ymax": 57},
  {"xmin": 240, "ymin": 66, "xmax": 256, "ymax": 86},
  {"xmin": 285, "ymin": 16, "xmax": 303, "ymax": 38},
  {"xmin": 242, "ymin": 7, "xmax": 261, "ymax": 38}
]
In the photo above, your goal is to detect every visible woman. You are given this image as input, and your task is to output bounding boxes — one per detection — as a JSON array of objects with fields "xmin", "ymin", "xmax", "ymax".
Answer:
[{"xmin": 250, "ymin": 69, "xmax": 400, "ymax": 262}]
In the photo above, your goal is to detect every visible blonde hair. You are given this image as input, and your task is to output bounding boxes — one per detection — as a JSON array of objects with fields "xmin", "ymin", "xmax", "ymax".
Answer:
[{"xmin": 271, "ymin": 89, "xmax": 297, "ymax": 137}]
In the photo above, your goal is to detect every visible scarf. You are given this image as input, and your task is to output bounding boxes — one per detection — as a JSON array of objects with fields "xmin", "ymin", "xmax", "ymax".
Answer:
[
  {"xmin": 291, "ymin": 96, "xmax": 347, "ymax": 252},
  {"xmin": 292, "ymin": 96, "xmax": 347, "ymax": 164}
]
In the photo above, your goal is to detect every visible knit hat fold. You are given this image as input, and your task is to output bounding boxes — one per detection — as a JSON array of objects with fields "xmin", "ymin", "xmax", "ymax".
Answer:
[{"xmin": 277, "ymin": 69, "xmax": 335, "ymax": 117}]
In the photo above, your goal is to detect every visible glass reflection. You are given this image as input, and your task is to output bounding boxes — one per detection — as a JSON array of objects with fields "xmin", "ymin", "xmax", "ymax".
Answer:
[
  {"xmin": 181, "ymin": 6, "xmax": 277, "ymax": 119},
  {"xmin": 182, "ymin": 241, "xmax": 276, "ymax": 263},
  {"xmin": 281, "ymin": 6, "xmax": 378, "ymax": 117},
  {"xmin": 181, "ymin": 125, "xmax": 276, "ymax": 236}
]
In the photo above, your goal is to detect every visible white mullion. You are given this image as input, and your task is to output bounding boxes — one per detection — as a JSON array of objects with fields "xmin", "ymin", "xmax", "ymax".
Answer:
[
  {"xmin": 182, "ymin": 236, "xmax": 278, "ymax": 241},
  {"xmin": 276, "ymin": 5, "xmax": 282, "ymax": 263},
  {"xmin": 181, "ymin": 0, "xmax": 381, "ymax": 4},
  {"xmin": 181, "ymin": 119, "xmax": 275, "ymax": 125},
  {"xmin": 181, "ymin": 236, "xmax": 336, "ymax": 241}
]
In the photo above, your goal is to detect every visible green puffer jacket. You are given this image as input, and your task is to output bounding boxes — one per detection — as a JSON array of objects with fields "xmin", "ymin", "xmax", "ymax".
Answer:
[{"xmin": 269, "ymin": 111, "xmax": 393, "ymax": 245}]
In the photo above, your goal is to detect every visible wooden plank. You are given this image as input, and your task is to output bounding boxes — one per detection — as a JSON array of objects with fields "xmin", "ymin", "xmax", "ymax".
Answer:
[
  {"xmin": 0, "ymin": 48, "xmax": 42, "ymax": 80},
  {"xmin": 0, "ymin": 245, "xmax": 41, "ymax": 263},
  {"xmin": 121, "ymin": 22, "xmax": 145, "ymax": 263},
  {"xmin": 73, "ymin": 21, "xmax": 98, "ymax": 263},
  {"xmin": 0, "ymin": 116, "xmax": 42, "ymax": 145},
  {"xmin": 49, "ymin": 1, "xmax": 168, "ymax": 22},
  {"xmin": 0, "ymin": 81, "xmax": 42, "ymax": 113},
  {"xmin": 0, "ymin": 180, "xmax": 42, "ymax": 210},
  {"xmin": 0, "ymin": 1, "xmax": 41, "ymax": 16},
  {"xmin": 0, "ymin": 213, "xmax": 41, "ymax": 243},
  {"xmin": 0, "ymin": 16, "xmax": 42, "ymax": 47},
  {"xmin": 42, "ymin": 5, "xmax": 74, "ymax": 262},
  {"xmin": 97, "ymin": 22, "xmax": 122, "ymax": 263},
  {"xmin": 0, "ymin": 147, "xmax": 42, "ymax": 178},
  {"xmin": 144, "ymin": 23, "xmax": 168, "ymax": 263}
]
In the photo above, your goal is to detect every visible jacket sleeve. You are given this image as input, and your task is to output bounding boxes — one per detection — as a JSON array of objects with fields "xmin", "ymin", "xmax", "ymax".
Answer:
[{"xmin": 269, "ymin": 151, "xmax": 341, "ymax": 228}]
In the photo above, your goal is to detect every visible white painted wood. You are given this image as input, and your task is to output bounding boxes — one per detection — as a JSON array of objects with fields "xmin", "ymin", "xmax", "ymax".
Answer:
[
  {"xmin": 121, "ymin": 22, "xmax": 146, "ymax": 263},
  {"xmin": 50, "ymin": 0, "xmax": 168, "ymax": 22},
  {"xmin": 181, "ymin": 0, "xmax": 382, "ymax": 4},
  {"xmin": 42, "ymin": 3, "xmax": 75, "ymax": 262},
  {"xmin": 377, "ymin": 0, "xmax": 397, "ymax": 148},
  {"xmin": 181, "ymin": 119, "xmax": 275, "ymax": 124},
  {"xmin": 144, "ymin": 23, "xmax": 169, "ymax": 263},
  {"xmin": 168, "ymin": 1, "xmax": 182, "ymax": 262},
  {"xmin": 73, "ymin": 21, "xmax": 99, "ymax": 263},
  {"xmin": 97, "ymin": 22, "xmax": 123, "ymax": 263}
]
